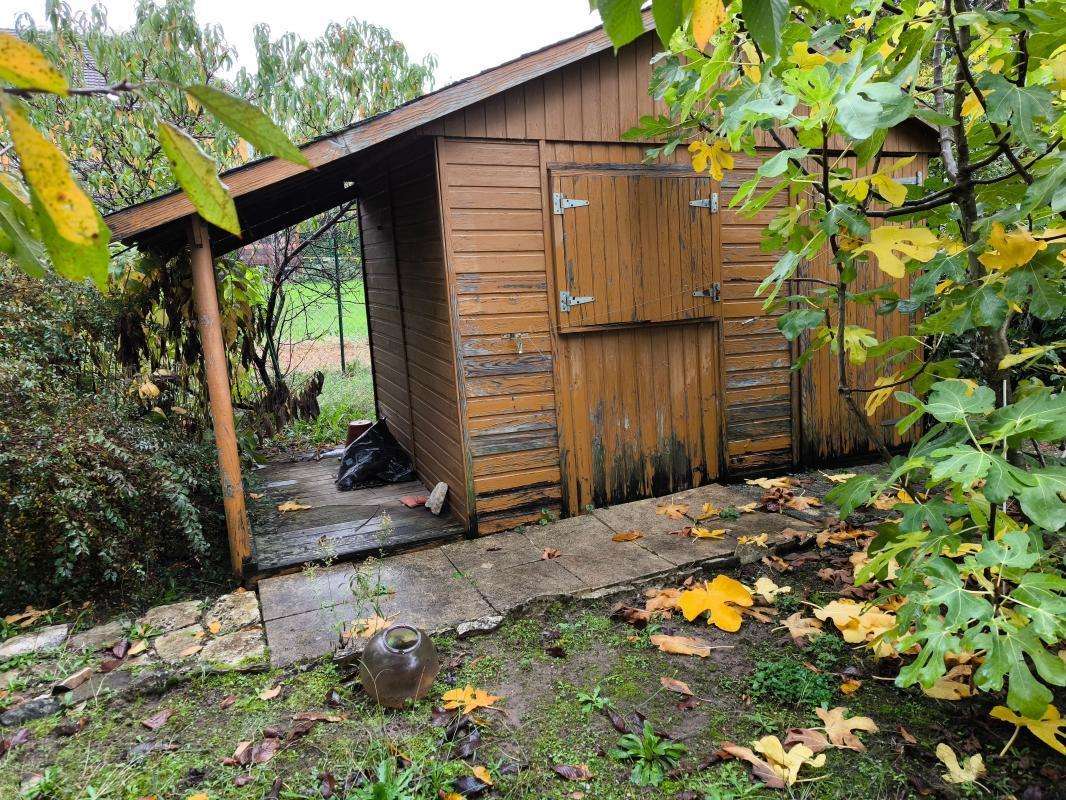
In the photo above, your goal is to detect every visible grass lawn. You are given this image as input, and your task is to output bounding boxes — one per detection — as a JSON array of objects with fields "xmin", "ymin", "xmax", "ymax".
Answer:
[
  {"xmin": 282, "ymin": 280, "xmax": 368, "ymax": 342},
  {"xmin": 2, "ymin": 551, "xmax": 1058, "ymax": 799}
]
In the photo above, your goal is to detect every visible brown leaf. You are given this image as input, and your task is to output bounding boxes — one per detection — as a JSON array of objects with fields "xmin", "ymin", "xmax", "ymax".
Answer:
[
  {"xmin": 258, "ymin": 685, "xmax": 283, "ymax": 701},
  {"xmin": 0, "ymin": 728, "xmax": 31, "ymax": 757},
  {"xmin": 53, "ymin": 666, "xmax": 94, "ymax": 694},
  {"xmin": 611, "ymin": 530, "xmax": 643, "ymax": 542},
  {"xmin": 53, "ymin": 717, "xmax": 88, "ymax": 736},
  {"xmin": 761, "ymin": 555, "xmax": 792, "ymax": 573},
  {"xmin": 540, "ymin": 547, "xmax": 561, "ymax": 560},
  {"xmin": 655, "ymin": 502, "xmax": 690, "ymax": 520},
  {"xmin": 783, "ymin": 727, "xmax": 830, "ymax": 754},
  {"xmin": 719, "ymin": 742, "xmax": 786, "ymax": 789},
  {"xmin": 650, "ymin": 633, "xmax": 718, "ymax": 658},
  {"xmin": 840, "ymin": 678, "xmax": 862, "ymax": 695},
  {"xmin": 898, "ymin": 725, "xmax": 918, "ymax": 745},
  {"xmin": 250, "ymin": 737, "xmax": 281, "ymax": 764},
  {"xmin": 660, "ymin": 676, "xmax": 693, "ymax": 696},
  {"xmin": 277, "ymin": 500, "xmax": 311, "ymax": 512},
  {"xmin": 610, "ymin": 603, "xmax": 651, "ymax": 628},
  {"xmin": 604, "ymin": 706, "xmax": 628, "ymax": 733},
  {"xmin": 553, "ymin": 763, "xmax": 593, "ymax": 781},
  {"xmin": 784, "ymin": 495, "xmax": 822, "ymax": 512},
  {"xmin": 140, "ymin": 708, "xmax": 174, "ymax": 731},
  {"xmin": 816, "ymin": 707, "xmax": 879, "ymax": 751},
  {"xmin": 219, "ymin": 694, "xmax": 237, "ymax": 709}
]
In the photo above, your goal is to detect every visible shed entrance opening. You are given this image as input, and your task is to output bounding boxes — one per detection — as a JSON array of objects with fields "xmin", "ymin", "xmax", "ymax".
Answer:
[{"xmin": 550, "ymin": 167, "xmax": 724, "ymax": 513}]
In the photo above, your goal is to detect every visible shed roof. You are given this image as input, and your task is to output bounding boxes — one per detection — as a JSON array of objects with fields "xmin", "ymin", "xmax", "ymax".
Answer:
[{"xmin": 104, "ymin": 13, "xmax": 654, "ymax": 255}]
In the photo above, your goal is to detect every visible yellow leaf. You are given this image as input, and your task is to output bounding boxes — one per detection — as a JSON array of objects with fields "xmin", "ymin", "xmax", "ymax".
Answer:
[
  {"xmin": 441, "ymin": 685, "xmax": 501, "ymax": 714},
  {"xmin": 277, "ymin": 500, "xmax": 310, "ymax": 512},
  {"xmin": 691, "ymin": 526, "xmax": 726, "ymax": 539},
  {"xmin": 0, "ymin": 97, "xmax": 97, "ymax": 246},
  {"xmin": 990, "ymin": 704, "xmax": 1066, "ymax": 755},
  {"xmin": 345, "ymin": 615, "xmax": 393, "ymax": 639},
  {"xmin": 655, "ymin": 501, "xmax": 690, "ymax": 520},
  {"xmin": 753, "ymin": 576, "xmax": 790, "ymax": 603},
  {"xmin": 678, "ymin": 574, "xmax": 754, "ymax": 632},
  {"xmin": 697, "ymin": 502, "xmax": 720, "ymax": 519},
  {"xmin": 611, "ymin": 530, "xmax": 643, "ymax": 542},
  {"xmin": 870, "ymin": 172, "xmax": 907, "ymax": 207},
  {"xmin": 822, "ymin": 472, "xmax": 857, "ymax": 484},
  {"xmin": 837, "ymin": 175, "xmax": 870, "ymax": 202},
  {"xmin": 737, "ymin": 533, "xmax": 768, "ymax": 546},
  {"xmin": 935, "ymin": 743, "xmax": 986, "ymax": 784},
  {"xmin": 777, "ymin": 612, "xmax": 823, "ymax": 644},
  {"xmin": 187, "ymin": 794, "xmax": 210, "ymax": 800},
  {"xmin": 978, "ymin": 222, "xmax": 1047, "ymax": 272},
  {"xmin": 207, "ymin": 620, "xmax": 221, "ymax": 635},
  {"xmin": 790, "ymin": 41, "xmax": 828, "ymax": 69},
  {"xmin": 650, "ymin": 633, "xmax": 714, "ymax": 657},
  {"xmin": 839, "ymin": 678, "xmax": 862, "ymax": 695},
  {"xmin": 740, "ymin": 41, "xmax": 761, "ymax": 82},
  {"xmin": 688, "ymin": 138, "xmax": 733, "ymax": 180},
  {"xmin": 0, "ymin": 33, "xmax": 68, "ymax": 94},
  {"xmin": 922, "ymin": 676, "xmax": 971, "ymax": 700},
  {"xmin": 745, "ymin": 476, "xmax": 792, "ymax": 490},
  {"xmin": 471, "ymin": 765, "xmax": 493, "ymax": 785},
  {"xmin": 855, "ymin": 225, "xmax": 939, "ymax": 278},
  {"xmin": 736, "ymin": 501, "xmax": 759, "ymax": 513},
  {"xmin": 751, "ymin": 735, "xmax": 826, "ymax": 785},
  {"xmin": 644, "ymin": 587, "xmax": 683, "ymax": 614},
  {"xmin": 961, "ymin": 91, "xmax": 984, "ymax": 117},
  {"xmin": 816, "ymin": 706, "xmax": 879, "ymax": 751},
  {"xmin": 258, "ymin": 685, "xmax": 282, "ymax": 700},
  {"xmin": 692, "ymin": 0, "xmax": 727, "ymax": 49},
  {"xmin": 865, "ymin": 373, "xmax": 901, "ymax": 417}
]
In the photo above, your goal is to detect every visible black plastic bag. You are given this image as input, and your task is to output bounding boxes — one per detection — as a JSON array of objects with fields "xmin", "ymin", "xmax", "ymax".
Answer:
[{"xmin": 335, "ymin": 419, "xmax": 416, "ymax": 490}]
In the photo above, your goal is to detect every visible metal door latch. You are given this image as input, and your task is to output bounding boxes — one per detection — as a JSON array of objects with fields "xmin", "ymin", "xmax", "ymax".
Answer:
[
  {"xmin": 552, "ymin": 192, "xmax": 589, "ymax": 214},
  {"xmin": 689, "ymin": 192, "xmax": 719, "ymax": 212},
  {"xmin": 560, "ymin": 291, "xmax": 595, "ymax": 312},
  {"xmin": 692, "ymin": 282, "xmax": 721, "ymax": 301}
]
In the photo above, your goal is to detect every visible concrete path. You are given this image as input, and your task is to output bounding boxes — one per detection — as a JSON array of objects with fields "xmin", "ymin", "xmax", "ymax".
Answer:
[{"xmin": 258, "ymin": 480, "xmax": 820, "ymax": 666}]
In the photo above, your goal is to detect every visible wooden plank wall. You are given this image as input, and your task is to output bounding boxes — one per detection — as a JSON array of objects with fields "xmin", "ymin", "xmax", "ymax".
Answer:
[
  {"xmin": 356, "ymin": 140, "xmax": 469, "ymax": 526},
  {"xmin": 436, "ymin": 138, "xmax": 560, "ymax": 533},
  {"xmin": 717, "ymin": 154, "xmax": 795, "ymax": 472},
  {"xmin": 799, "ymin": 154, "xmax": 928, "ymax": 461}
]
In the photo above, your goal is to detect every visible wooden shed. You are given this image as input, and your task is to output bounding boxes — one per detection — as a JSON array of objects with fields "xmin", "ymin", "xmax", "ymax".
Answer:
[{"xmin": 106, "ymin": 13, "xmax": 938, "ymax": 570}]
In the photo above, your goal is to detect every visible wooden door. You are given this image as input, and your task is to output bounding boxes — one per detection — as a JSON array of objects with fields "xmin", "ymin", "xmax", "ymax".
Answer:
[{"xmin": 550, "ymin": 167, "xmax": 723, "ymax": 514}]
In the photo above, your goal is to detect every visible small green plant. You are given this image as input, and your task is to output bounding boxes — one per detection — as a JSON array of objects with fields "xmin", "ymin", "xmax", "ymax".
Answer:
[
  {"xmin": 773, "ymin": 591, "xmax": 801, "ymax": 614},
  {"xmin": 805, "ymin": 633, "xmax": 847, "ymax": 672},
  {"xmin": 350, "ymin": 759, "xmax": 417, "ymax": 800},
  {"xmin": 576, "ymin": 684, "xmax": 613, "ymax": 713},
  {"xmin": 126, "ymin": 622, "xmax": 160, "ymax": 644},
  {"xmin": 718, "ymin": 506, "xmax": 741, "ymax": 521},
  {"xmin": 537, "ymin": 508, "xmax": 557, "ymax": 526},
  {"xmin": 609, "ymin": 721, "xmax": 687, "ymax": 787},
  {"xmin": 749, "ymin": 656, "xmax": 834, "ymax": 709}
]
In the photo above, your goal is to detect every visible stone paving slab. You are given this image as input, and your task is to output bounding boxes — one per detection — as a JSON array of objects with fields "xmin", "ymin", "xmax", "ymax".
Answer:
[{"xmin": 258, "ymin": 480, "xmax": 818, "ymax": 667}]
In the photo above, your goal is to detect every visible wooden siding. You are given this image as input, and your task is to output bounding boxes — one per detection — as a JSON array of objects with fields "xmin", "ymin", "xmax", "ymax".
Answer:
[
  {"xmin": 356, "ymin": 141, "xmax": 469, "ymax": 526},
  {"xmin": 436, "ymin": 138, "xmax": 560, "ymax": 533},
  {"xmin": 715, "ymin": 154, "xmax": 795, "ymax": 472},
  {"xmin": 420, "ymin": 32, "xmax": 936, "ymax": 156},
  {"xmin": 799, "ymin": 154, "xmax": 927, "ymax": 461}
]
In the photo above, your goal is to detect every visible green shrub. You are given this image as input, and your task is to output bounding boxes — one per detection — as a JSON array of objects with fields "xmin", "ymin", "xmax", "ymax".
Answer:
[
  {"xmin": 749, "ymin": 656, "xmax": 834, "ymax": 709},
  {"xmin": 805, "ymin": 632, "xmax": 847, "ymax": 671},
  {"xmin": 0, "ymin": 270, "xmax": 225, "ymax": 609}
]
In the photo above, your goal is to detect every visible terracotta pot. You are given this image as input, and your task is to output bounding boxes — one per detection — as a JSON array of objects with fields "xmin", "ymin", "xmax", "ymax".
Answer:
[{"xmin": 357, "ymin": 624, "xmax": 439, "ymax": 708}]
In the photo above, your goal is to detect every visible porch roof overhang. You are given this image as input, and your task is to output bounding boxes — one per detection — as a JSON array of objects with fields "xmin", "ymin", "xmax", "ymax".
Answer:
[{"xmin": 104, "ymin": 12, "xmax": 655, "ymax": 258}]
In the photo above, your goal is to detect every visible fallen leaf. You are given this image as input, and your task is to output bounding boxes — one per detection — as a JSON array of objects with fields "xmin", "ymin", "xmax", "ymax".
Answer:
[
  {"xmin": 611, "ymin": 530, "xmax": 643, "ymax": 542},
  {"xmin": 0, "ymin": 728, "xmax": 31, "ymax": 757},
  {"xmin": 219, "ymin": 694, "xmax": 237, "ymax": 709},
  {"xmin": 540, "ymin": 548, "xmax": 561, "ymax": 560},
  {"xmin": 783, "ymin": 727, "xmax": 830, "ymax": 754},
  {"xmin": 207, "ymin": 621, "xmax": 221, "ymax": 635},
  {"xmin": 660, "ymin": 676, "xmax": 693, "ymax": 696},
  {"xmin": 650, "ymin": 634, "xmax": 716, "ymax": 658},
  {"xmin": 656, "ymin": 502, "xmax": 690, "ymax": 520},
  {"xmin": 724, "ymin": 735, "xmax": 825, "ymax": 787},
  {"xmin": 178, "ymin": 644, "xmax": 202, "ymax": 658},
  {"xmin": 869, "ymin": 494, "xmax": 898, "ymax": 510},
  {"xmin": 816, "ymin": 526, "xmax": 871, "ymax": 548},
  {"xmin": 141, "ymin": 708, "xmax": 174, "ymax": 731},
  {"xmin": 839, "ymin": 679, "xmax": 862, "ymax": 695},
  {"xmin": 552, "ymin": 763, "xmax": 593, "ymax": 781},
  {"xmin": 816, "ymin": 707, "xmax": 879, "ymax": 751},
  {"xmin": 610, "ymin": 604, "xmax": 651, "ymax": 627},
  {"xmin": 696, "ymin": 502, "xmax": 720, "ymax": 520},
  {"xmin": 753, "ymin": 576, "xmax": 791, "ymax": 603},
  {"xmin": 471, "ymin": 765, "xmax": 493, "ymax": 786},
  {"xmin": 813, "ymin": 599, "xmax": 896, "ymax": 646},
  {"xmin": 785, "ymin": 495, "xmax": 822, "ymax": 512},
  {"xmin": 737, "ymin": 533, "xmax": 768, "ymax": 546},
  {"xmin": 777, "ymin": 612, "xmax": 824, "ymax": 645},
  {"xmin": 277, "ymin": 500, "xmax": 311, "ymax": 512},
  {"xmin": 990, "ymin": 703, "xmax": 1066, "ymax": 756},
  {"xmin": 736, "ymin": 502, "xmax": 759, "ymax": 513},
  {"xmin": 745, "ymin": 476, "xmax": 793, "ymax": 490},
  {"xmin": 441, "ymin": 685, "xmax": 501, "ymax": 714},
  {"xmin": 823, "ymin": 472, "xmax": 857, "ymax": 483},
  {"xmin": 259, "ymin": 686, "xmax": 282, "ymax": 701},
  {"xmin": 690, "ymin": 526, "xmax": 727, "ymax": 539},
  {"xmin": 762, "ymin": 555, "xmax": 792, "ymax": 572},
  {"xmin": 643, "ymin": 587, "xmax": 682, "ymax": 615},
  {"xmin": 936, "ymin": 743, "xmax": 986, "ymax": 784},
  {"xmin": 345, "ymin": 615, "xmax": 393, "ymax": 639},
  {"xmin": 922, "ymin": 676, "xmax": 971, "ymax": 701},
  {"xmin": 53, "ymin": 717, "xmax": 88, "ymax": 736},
  {"xmin": 248, "ymin": 492, "xmax": 264, "ymax": 500},
  {"xmin": 680, "ymin": 575, "xmax": 754, "ymax": 632},
  {"xmin": 898, "ymin": 726, "xmax": 917, "ymax": 745}
]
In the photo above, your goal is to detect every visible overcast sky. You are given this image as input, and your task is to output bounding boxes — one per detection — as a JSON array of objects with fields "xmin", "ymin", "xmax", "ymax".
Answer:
[{"xmin": 7, "ymin": 0, "xmax": 604, "ymax": 88}]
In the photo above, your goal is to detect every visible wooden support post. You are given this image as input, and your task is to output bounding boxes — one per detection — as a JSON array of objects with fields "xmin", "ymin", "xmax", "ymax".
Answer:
[{"xmin": 187, "ymin": 215, "xmax": 253, "ymax": 577}]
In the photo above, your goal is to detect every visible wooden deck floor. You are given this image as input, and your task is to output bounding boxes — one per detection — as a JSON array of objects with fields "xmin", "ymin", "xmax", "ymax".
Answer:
[{"xmin": 250, "ymin": 457, "xmax": 465, "ymax": 574}]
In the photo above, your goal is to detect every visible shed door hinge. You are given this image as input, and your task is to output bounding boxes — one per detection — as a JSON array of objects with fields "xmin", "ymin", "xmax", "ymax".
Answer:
[
  {"xmin": 692, "ymin": 282, "xmax": 721, "ymax": 301},
  {"xmin": 897, "ymin": 171, "xmax": 924, "ymax": 186},
  {"xmin": 552, "ymin": 192, "xmax": 589, "ymax": 215},
  {"xmin": 689, "ymin": 192, "xmax": 719, "ymax": 212},
  {"xmin": 560, "ymin": 291, "xmax": 595, "ymax": 312}
]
